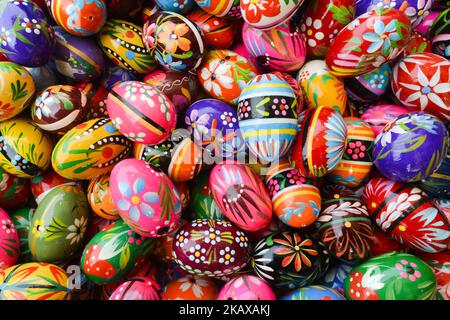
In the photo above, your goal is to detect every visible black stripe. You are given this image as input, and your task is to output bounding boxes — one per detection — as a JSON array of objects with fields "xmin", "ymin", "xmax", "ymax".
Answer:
[
  {"xmin": 372, "ymin": 183, "xmax": 413, "ymax": 219},
  {"xmin": 385, "ymin": 195, "xmax": 429, "ymax": 234}
]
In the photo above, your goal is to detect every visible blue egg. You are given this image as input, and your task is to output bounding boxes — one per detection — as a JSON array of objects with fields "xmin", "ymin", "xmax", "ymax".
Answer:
[
  {"xmin": 155, "ymin": 0, "xmax": 196, "ymax": 14},
  {"xmin": 281, "ymin": 285, "xmax": 346, "ymax": 300}
]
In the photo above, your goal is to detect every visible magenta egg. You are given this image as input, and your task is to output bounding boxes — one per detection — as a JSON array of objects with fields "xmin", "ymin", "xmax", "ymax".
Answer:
[
  {"xmin": 109, "ymin": 276, "xmax": 161, "ymax": 300},
  {"xmin": 110, "ymin": 159, "xmax": 182, "ymax": 238},
  {"xmin": 0, "ymin": 208, "xmax": 20, "ymax": 270},
  {"xmin": 361, "ymin": 104, "xmax": 409, "ymax": 136},
  {"xmin": 217, "ymin": 275, "xmax": 276, "ymax": 300}
]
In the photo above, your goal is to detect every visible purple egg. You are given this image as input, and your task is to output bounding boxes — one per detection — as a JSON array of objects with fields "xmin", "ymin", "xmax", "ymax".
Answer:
[
  {"xmin": 0, "ymin": 0, "xmax": 55, "ymax": 67},
  {"xmin": 101, "ymin": 64, "xmax": 137, "ymax": 91},
  {"xmin": 52, "ymin": 26, "xmax": 105, "ymax": 81}
]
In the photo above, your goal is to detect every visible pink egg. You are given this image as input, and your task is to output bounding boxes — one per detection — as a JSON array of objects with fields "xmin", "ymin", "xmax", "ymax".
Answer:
[
  {"xmin": 109, "ymin": 277, "xmax": 161, "ymax": 300},
  {"xmin": 217, "ymin": 275, "xmax": 276, "ymax": 300},
  {"xmin": 0, "ymin": 208, "xmax": 19, "ymax": 271},
  {"xmin": 110, "ymin": 159, "xmax": 182, "ymax": 238},
  {"xmin": 361, "ymin": 104, "xmax": 409, "ymax": 136}
]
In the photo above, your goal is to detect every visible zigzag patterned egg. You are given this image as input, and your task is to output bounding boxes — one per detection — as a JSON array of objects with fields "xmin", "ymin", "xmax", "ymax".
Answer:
[
  {"xmin": 52, "ymin": 118, "xmax": 132, "ymax": 180},
  {"xmin": 0, "ymin": 208, "xmax": 19, "ymax": 271}
]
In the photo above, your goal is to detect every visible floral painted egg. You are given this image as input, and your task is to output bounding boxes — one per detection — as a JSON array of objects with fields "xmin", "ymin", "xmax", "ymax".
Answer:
[
  {"xmin": 325, "ymin": 8, "xmax": 412, "ymax": 77},
  {"xmin": 265, "ymin": 159, "xmax": 321, "ymax": 228},
  {"xmin": 81, "ymin": 220, "xmax": 156, "ymax": 285},
  {"xmin": 345, "ymin": 252, "xmax": 436, "ymax": 300},
  {"xmin": 373, "ymin": 112, "xmax": 448, "ymax": 182},
  {"xmin": 360, "ymin": 104, "xmax": 409, "ymax": 136},
  {"xmin": 345, "ymin": 64, "xmax": 391, "ymax": 103},
  {"xmin": 291, "ymin": 106, "xmax": 347, "ymax": 178},
  {"xmin": 52, "ymin": 118, "xmax": 132, "ymax": 180},
  {"xmin": 0, "ymin": 62, "xmax": 35, "ymax": 122},
  {"xmin": 144, "ymin": 69, "xmax": 199, "ymax": 113},
  {"xmin": 281, "ymin": 285, "xmax": 346, "ymax": 300},
  {"xmin": 11, "ymin": 207, "xmax": 34, "ymax": 262},
  {"xmin": 242, "ymin": 21, "xmax": 306, "ymax": 72},
  {"xmin": 419, "ymin": 145, "xmax": 450, "ymax": 197},
  {"xmin": 210, "ymin": 163, "xmax": 272, "ymax": 232},
  {"xmin": 238, "ymin": 73, "xmax": 298, "ymax": 162},
  {"xmin": 240, "ymin": 0, "xmax": 304, "ymax": 29},
  {"xmin": 430, "ymin": 9, "xmax": 450, "ymax": 59},
  {"xmin": 419, "ymin": 251, "xmax": 450, "ymax": 300},
  {"xmin": 98, "ymin": 19, "xmax": 157, "ymax": 74},
  {"xmin": 142, "ymin": 12, "xmax": 206, "ymax": 72},
  {"xmin": 0, "ymin": 166, "xmax": 31, "ymax": 210},
  {"xmin": 101, "ymin": 64, "xmax": 138, "ymax": 91},
  {"xmin": 185, "ymin": 99, "xmax": 244, "ymax": 160},
  {"xmin": 297, "ymin": 60, "xmax": 347, "ymax": 114},
  {"xmin": 29, "ymin": 184, "xmax": 89, "ymax": 263},
  {"xmin": 87, "ymin": 174, "xmax": 119, "ymax": 220},
  {"xmin": 52, "ymin": 27, "xmax": 105, "ymax": 81},
  {"xmin": 107, "ymin": 81, "xmax": 177, "ymax": 145},
  {"xmin": 193, "ymin": 0, "xmax": 241, "ymax": 18},
  {"xmin": 134, "ymin": 136, "xmax": 203, "ymax": 182},
  {"xmin": 391, "ymin": 53, "xmax": 450, "ymax": 122},
  {"xmin": 31, "ymin": 169, "xmax": 74, "ymax": 204},
  {"xmin": 197, "ymin": 49, "xmax": 258, "ymax": 105},
  {"xmin": 253, "ymin": 231, "xmax": 330, "ymax": 289},
  {"xmin": 0, "ymin": 208, "xmax": 19, "ymax": 271},
  {"xmin": 187, "ymin": 9, "xmax": 234, "ymax": 50},
  {"xmin": 316, "ymin": 187, "xmax": 373, "ymax": 262},
  {"xmin": 49, "ymin": 0, "xmax": 107, "ymax": 36},
  {"xmin": 318, "ymin": 259, "xmax": 355, "ymax": 293},
  {"xmin": 25, "ymin": 64, "xmax": 58, "ymax": 93},
  {"xmin": 190, "ymin": 172, "xmax": 225, "ymax": 220},
  {"xmin": 301, "ymin": 0, "xmax": 355, "ymax": 58},
  {"xmin": 0, "ymin": 0, "xmax": 55, "ymax": 67},
  {"xmin": 217, "ymin": 275, "xmax": 276, "ymax": 300},
  {"xmin": 362, "ymin": 177, "xmax": 450, "ymax": 253},
  {"xmin": 328, "ymin": 117, "xmax": 375, "ymax": 187},
  {"xmin": 355, "ymin": 0, "xmax": 434, "ymax": 27},
  {"xmin": 370, "ymin": 227, "xmax": 408, "ymax": 257},
  {"xmin": 110, "ymin": 159, "xmax": 182, "ymax": 237},
  {"xmin": 0, "ymin": 262, "xmax": 70, "ymax": 300},
  {"xmin": 31, "ymin": 85, "xmax": 88, "ymax": 134},
  {"xmin": 163, "ymin": 275, "xmax": 218, "ymax": 300},
  {"xmin": 109, "ymin": 277, "xmax": 161, "ymax": 300},
  {"xmin": 173, "ymin": 219, "xmax": 251, "ymax": 277},
  {"xmin": 0, "ymin": 118, "xmax": 53, "ymax": 178}
]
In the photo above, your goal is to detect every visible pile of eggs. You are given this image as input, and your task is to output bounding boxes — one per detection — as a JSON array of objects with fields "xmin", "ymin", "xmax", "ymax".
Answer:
[{"xmin": 0, "ymin": 0, "xmax": 449, "ymax": 301}]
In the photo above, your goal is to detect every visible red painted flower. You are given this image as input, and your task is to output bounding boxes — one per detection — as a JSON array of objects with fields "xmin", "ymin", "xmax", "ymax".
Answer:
[
  {"xmin": 273, "ymin": 232, "xmax": 318, "ymax": 272},
  {"xmin": 241, "ymin": 0, "xmax": 281, "ymax": 24}
]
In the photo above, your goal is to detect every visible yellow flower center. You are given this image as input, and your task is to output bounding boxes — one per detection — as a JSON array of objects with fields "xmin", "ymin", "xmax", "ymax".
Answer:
[
  {"xmin": 307, "ymin": 30, "xmax": 313, "ymax": 36},
  {"xmin": 209, "ymin": 233, "xmax": 216, "ymax": 239},
  {"xmin": 131, "ymin": 196, "xmax": 140, "ymax": 205},
  {"xmin": 294, "ymin": 245, "xmax": 300, "ymax": 251},
  {"xmin": 344, "ymin": 221, "xmax": 352, "ymax": 228},
  {"xmin": 380, "ymin": 34, "xmax": 388, "ymax": 39},
  {"xmin": 225, "ymin": 254, "xmax": 231, "ymax": 260},
  {"xmin": 399, "ymin": 225, "xmax": 406, "ymax": 232}
]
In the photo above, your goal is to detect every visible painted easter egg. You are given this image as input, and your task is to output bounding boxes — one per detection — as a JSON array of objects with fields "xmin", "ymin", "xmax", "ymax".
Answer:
[
  {"xmin": 301, "ymin": 0, "xmax": 355, "ymax": 59},
  {"xmin": 370, "ymin": 227, "xmax": 408, "ymax": 257},
  {"xmin": 29, "ymin": 184, "xmax": 89, "ymax": 263},
  {"xmin": 190, "ymin": 172, "xmax": 225, "ymax": 220},
  {"xmin": 291, "ymin": 106, "xmax": 347, "ymax": 178},
  {"xmin": 52, "ymin": 118, "xmax": 132, "ymax": 180},
  {"xmin": 253, "ymin": 231, "xmax": 330, "ymax": 289},
  {"xmin": 318, "ymin": 259, "xmax": 355, "ymax": 293},
  {"xmin": 86, "ymin": 85, "xmax": 109, "ymax": 119},
  {"xmin": 110, "ymin": 159, "xmax": 182, "ymax": 237},
  {"xmin": 101, "ymin": 64, "xmax": 138, "ymax": 91},
  {"xmin": 328, "ymin": 117, "xmax": 375, "ymax": 187},
  {"xmin": 81, "ymin": 220, "xmax": 156, "ymax": 285},
  {"xmin": 107, "ymin": 81, "xmax": 177, "ymax": 145},
  {"xmin": 0, "ymin": 0, "xmax": 55, "ymax": 67},
  {"xmin": 355, "ymin": 0, "xmax": 434, "ymax": 27},
  {"xmin": 238, "ymin": 73, "xmax": 298, "ymax": 162},
  {"xmin": 419, "ymin": 145, "xmax": 450, "ymax": 197},
  {"xmin": 416, "ymin": 10, "xmax": 441, "ymax": 35},
  {"xmin": 430, "ymin": 9, "xmax": 450, "ymax": 59},
  {"xmin": 193, "ymin": 0, "xmax": 241, "ymax": 18},
  {"xmin": 419, "ymin": 251, "xmax": 450, "ymax": 300},
  {"xmin": 345, "ymin": 252, "xmax": 436, "ymax": 300},
  {"xmin": 217, "ymin": 275, "xmax": 276, "ymax": 300},
  {"xmin": 210, "ymin": 163, "xmax": 273, "ymax": 232},
  {"xmin": 0, "ymin": 208, "xmax": 19, "ymax": 271},
  {"xmin": 10, "ymin": 207, "xmax": 34, "ymax": 262},
  {"xmin": 187, "ymin": 9, "xmax": 234, "ymax": 50},
  {"xmin": 325, "ymin": 8, "xmax": 412, "ymax": 77},
  {"xmin": 242, "ymin": 21, "xmax": 306, "ymax": 72},
  {"xmin": 400, "ymin": 30, "xmax": 433, "ymax": 58},
  {"xmin": 151, "ymin": 219, "xmax": 187, "ymax": 262},
  {"xmin": 144, "ymin": 69, "xmax": 199, "ymax": 113},
  {"xmin": 156, "ymin": 0, "xmax": 195, "ymax": 13},
  {"xmin": 297, "ymin": 60, "xmax": 347, "ymax": 114},
  {"xmin": 98, "ymin": 19, "xmax": 157, "ymax": 74},
  {"xmin": 30, "ymin": 168, "xmax": 72, "ymax": 204},
  {"xmin": 109, "ymin": 277, "xmax": 161, "ymax": 300},
  {"xmin": 31, "ymin": 85, "xmax": 88, "ymax": 134},
  {"xmin": 87, "ymin": 174, "xmax": 119, "ymax": 220},
  {"xmin": 0, "ymin": 262, "xmax": 70, "ymax": 300},
  {"xmin": 0, "ymin": 166, "xmax": 31, "ymax": 210},
  {"xmin": 50, "ymin": 0, "xmax": 107, "ymax": 36},
  {"xmin": 373, "ymin": 112, "xmax": 448, "ymax": 182},
  {"xmin": 281, "ymin": 285, "xmax": 346, "ymax": 300},
  {"xmin": 360, "ymin": 104, "xmax": 409, "ymax": 136},
  {"xmin": 316, "ymin": 186, "xmax": 373, "ymax": 262},
  {"xmin": 25, "ymin": 64, "xmax": 58, "ymax": 93},
  {"xmin": 163, "ymin": 275, "xmax": 218, "ymax": 300},
  {"xmin": 345, "ymin": 64, "xmax": 391, "ymax": 103},
  {"xmin": 185, "ymin": 99, "xmax": 244, "ymax": 160},
  {"xmin": 172, "ymin": 219, "xmax": 251, "ymax": 277},
  {"xmin": 362, "ymin": 177, "xmax": 450, "ymax": 253},
  {"xmin": 197, "ymin": 49, "xmax": 258, "ymax": 105},
  {"xmin": 240, "ymin": 0, "xmax": 304, "ymax": 29},
  {"xmin": 265, "ymin": 159, "xmax": 321, "ymax": 228},
  {"xmin": 142, "ymin": 11, "xmax": 206, "ymax": 72},
  {"xmin": 52, "ymin": 26, "xmax": 105, "ymax": 81},
  {"xmin": 0, "ymin": 62, "xmax": 35, "ymax": 122},
  {"xmin": 0, "ymin": 118, "xmax": 53, "ymax": 178},
  {"xmin": 391, "ymin": 53, "xmax": 450, "ymax": 122}
]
